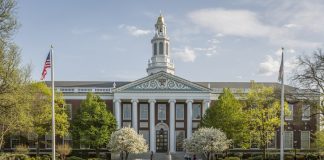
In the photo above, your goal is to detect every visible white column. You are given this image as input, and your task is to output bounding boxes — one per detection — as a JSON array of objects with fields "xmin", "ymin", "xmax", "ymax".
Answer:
[
  {"xmin": 169, "ymin": 99, "xmax": 176, "ymax": 153},
  {"xmin": 186, "ymin": 99, "xmax": 193, "ymax": 138},
  {"xmin": 149, "ymin": 99, "xmax": 156, "ymax": 152},
  {"xmin": 113, "ymin": 99, "xmax": 121, "ymax": 129},
  {"xmin": 203, "ymin": 99, "xmax": 210, "ymax": 116},
  {"xmin": 131, "ymin": 99, "xmax": 139, "ymax": 132}
]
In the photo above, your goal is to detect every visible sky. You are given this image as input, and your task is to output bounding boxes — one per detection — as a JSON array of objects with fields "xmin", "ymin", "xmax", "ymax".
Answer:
[{"xmin": 14, "ymin": 0, "xmax": 324, "ymax": 84}]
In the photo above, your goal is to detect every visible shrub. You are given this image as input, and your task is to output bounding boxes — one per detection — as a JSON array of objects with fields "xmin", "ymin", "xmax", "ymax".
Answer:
[
  {"xmin": 223, "ymin": 157, "xmax": 240, "ymax": 160},
  {"xmin": 15, "ymin": 144, "xmax": 29, "ymax": 155},
  {"xmin": 66, "ymin": 156, "xmax": 85, "ymax": 160},
  {"xmin": 0, "ymin": 153, "xmax": 29, "ymax": 160},
  {"xmin": 57, "ymin": 144, "xmax": 72, "ymax": 160}
]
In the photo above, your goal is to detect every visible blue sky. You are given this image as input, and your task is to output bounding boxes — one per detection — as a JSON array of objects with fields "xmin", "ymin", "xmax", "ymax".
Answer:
[{"xmin": 14, "ymin": 0, "xmax": 324, "ymax": 83}]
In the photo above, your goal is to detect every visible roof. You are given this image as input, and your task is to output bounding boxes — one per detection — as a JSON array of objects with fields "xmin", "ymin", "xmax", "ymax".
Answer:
[{"xmin": 45, "ymin": 81, "xmax": 130, "ymax": 88}]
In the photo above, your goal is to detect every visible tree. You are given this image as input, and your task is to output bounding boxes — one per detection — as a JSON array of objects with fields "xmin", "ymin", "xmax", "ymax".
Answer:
[
  {"xmin": 201, "ymin": 88, "xmax": 250, "ymax": 148},
  {"xmin": 245, "ymin": 84, "xmax": 288, "ymax": 159},
  {"xmin": 27, "ymin": 82, "xmax": 70, "ymax": 155},
  {"xmin": 0, "ymin": 0, "xmax": 18, "ymax": 41},
  {"xmin": 291, "ymin": 49, "xmax": 323, "ymax": 122},
  {"xmin": 108, "ymin": 127, "xmax": 148, "ymax": 160},
  {"xmin": 183, "ymin": 127, "xmax": 231, "ymax": 160},
  {"xmin": 72, "ymin": 93, "xmax": 116, "ymax": 157},
  {"xmin": 0, "ymin": 0, "xmax": 32, "ymax": 150},
  {"xmin": 314, "ymin": 130, "xmax": 324, "ymax": 157}
]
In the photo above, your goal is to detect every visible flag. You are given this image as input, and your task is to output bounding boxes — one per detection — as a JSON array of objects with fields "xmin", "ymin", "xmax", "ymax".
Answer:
[
  {"xmin": 41, "ymin": 52, "xmax": 51, "ymax": 80},
  {"xmin": 278, "ymin": 48, "xmax": 284, "ymax": 82}
]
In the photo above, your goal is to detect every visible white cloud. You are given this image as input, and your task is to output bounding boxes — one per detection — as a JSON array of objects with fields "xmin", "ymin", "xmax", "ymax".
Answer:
[
  {"xmin": 173, "ymin": 47, "xmax": 197, "ymax": 62},
  {"xmin": 258, "ymin": 55, "xmax": 280, "ymax": 76},
  {"xmin": 258, "ymin": 53, "xmax": 298, "ymax": 76},
  {"xmin": 188, "ymin": 8, "xmax": 272, "ymax": 37},
  {"xmin": 119, "ymin": 24, "xmax": 152, "ymax": 36},
  {"xmin": 188, "ymin": 7, "xmax": 323, "ymax": 50}
]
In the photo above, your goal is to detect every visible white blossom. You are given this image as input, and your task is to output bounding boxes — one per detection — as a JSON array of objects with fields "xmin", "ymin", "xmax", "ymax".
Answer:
[
  {"xmin": 108, "ymin": 127, "xmax": 148, "ymax": 159},
  {"xmin": 183, "ymin": 127, "xmax": 231, "ymax": 158}
]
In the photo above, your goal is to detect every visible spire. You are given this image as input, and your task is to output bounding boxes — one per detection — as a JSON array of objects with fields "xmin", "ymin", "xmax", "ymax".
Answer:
[{"xmin": 147, "ymin": 14, "xmax": 175, "ymax": 75}]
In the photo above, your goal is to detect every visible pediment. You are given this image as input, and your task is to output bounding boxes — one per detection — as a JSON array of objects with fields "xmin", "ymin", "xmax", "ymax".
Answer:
[{"xmin": 114, "ymin": 72, "xmax": 211, "ymax": 93}]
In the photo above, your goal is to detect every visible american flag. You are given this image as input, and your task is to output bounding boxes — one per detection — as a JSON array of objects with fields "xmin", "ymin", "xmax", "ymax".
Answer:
[
  {"xmin": 278, "ymin": 48, "xmax": 284, "ymax": 82},
  {"xmin": 41, "ymin": 52, "xmax": 51, "ymax": 80}
]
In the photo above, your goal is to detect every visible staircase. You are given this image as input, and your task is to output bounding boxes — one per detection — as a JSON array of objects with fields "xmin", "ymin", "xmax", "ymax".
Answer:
[{"xmin": 111, "ymin": 152, "xmax": 186, "ymax": 160}]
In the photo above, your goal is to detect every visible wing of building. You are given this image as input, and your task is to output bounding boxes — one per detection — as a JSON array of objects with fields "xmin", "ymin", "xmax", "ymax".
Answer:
[{"xmin": 3, "ymin": 15, "xmax": 321, "ymax": 155}]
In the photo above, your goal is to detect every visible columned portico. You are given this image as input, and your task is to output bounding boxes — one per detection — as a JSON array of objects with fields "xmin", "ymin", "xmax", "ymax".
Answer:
[
  {"xmin": 131, "ymin": 99, "xmax": 138, "ymax": 132},
  {"xmin": 186, "ymin": 99, "xmax": 193, "ymax": 138},
  {"xmin": 149, "ymin": 99, "xmax": 156, "ymax": 152},
  {"xmin": 113, "ymin": 99, "xmax": 121, "ymax": 129},
  {"xmin": 168, "ymin": 99, "xmax": 176, "ymax": 152}
]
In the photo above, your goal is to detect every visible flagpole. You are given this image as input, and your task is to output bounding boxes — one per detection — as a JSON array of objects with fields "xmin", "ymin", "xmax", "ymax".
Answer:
[
  {"xmin": 280, "ymin": 47, "xmax": 285, "ymax": 160},
  {"xmin": 51, "ymin": 45, "xmax": 56, "ymax": 160}
]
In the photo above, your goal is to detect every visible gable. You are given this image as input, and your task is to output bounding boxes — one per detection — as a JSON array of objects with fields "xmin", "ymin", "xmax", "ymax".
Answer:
[{"xmin": 114, "ymin": 72, "xmax": 211, "ymax": 93}]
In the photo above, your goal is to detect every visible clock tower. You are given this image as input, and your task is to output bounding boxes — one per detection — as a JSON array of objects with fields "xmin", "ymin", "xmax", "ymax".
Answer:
[{"xmin": 147, "ymin": 14, "xmax": 175, "ymax": 75}]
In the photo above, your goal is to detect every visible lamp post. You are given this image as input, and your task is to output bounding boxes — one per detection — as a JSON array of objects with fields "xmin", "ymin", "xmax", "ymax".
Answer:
[{"xmin": 294, "ymin": 140, "xmax": 297, "ymax": 160}]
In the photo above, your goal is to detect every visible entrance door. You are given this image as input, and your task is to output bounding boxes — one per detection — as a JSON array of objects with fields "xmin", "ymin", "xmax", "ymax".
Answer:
[{"xmin": 156, "ymin": 128, "xmax": 168, "ymax": 152}]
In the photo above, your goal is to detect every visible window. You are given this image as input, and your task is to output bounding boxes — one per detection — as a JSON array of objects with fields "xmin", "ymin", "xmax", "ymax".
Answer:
[
  {"xmin": 45, "ymin": 134, "xmax": 52, "ymax": 149},
  {"xmin": 302, "ymin": 105, "xmax": 310, "ymax": 120},
  {"xmin": 10, "ymin": 135, "xmax": 20, "ymax": 149},
  {"xmin": 166, "ymin": 43, "xmax": 169, "ymax": 55},
  {"xmin": 192, "ymin": 104, "xmax": 201, "ymax": 120},
  {"xmin": 176, "ymin": 104, "xmax": 184, "ymax": 120},
  {"xmin": 267, "ymin": 133, "xmax": 276, "ymax": 149},
  {"xmin": 80, "ymin": 136, "xmax": 90, "ymax": 149},
  {"xmin": 27, "ymin": 133, "xmax": 37, "ymax": 149},
  {"xmin": 140, "ymin": 104, "xmax": 149, "ymax": 120},
  {"xmin": 122, "ymin": 122, "xmax": 132, "ymax": 127},
  {"xmin": 158, "ymin": 104, "xmax": 166, "ymax": 120},
  {"xmin": 64, "ymin": 104, "xmax": 72, "ymax": 120},
  {"xmin": 284, "ymin": 131, "xmax": 293, "ymax": 149},
  {"xmin": 123, "ymin": 103, "xmax": 131, "ymax": 120},
  {"xmin": 301, "ymin": 131, "xmax": 310, "ymax": 149},
  {"xmin": 139, "ymin": 130, "xmax": 149, "ymax": 146},
  {"xmin": 176, "ymin": 130, "xmax": 185, "ymax": 151},
  {"xmin": 63, "ymin": 133, "xmax": 73, "ymax": 146},
  {"xmin": 159, "ymin": 42, "xmax": 163, "ymax": 55},
  {"xmin": 285, "ymin": 104, "xmax": 293, "ymax": 120},
  {"xmin": 154, "ymin": 43, "xmax": 157, "ymax": 55}
]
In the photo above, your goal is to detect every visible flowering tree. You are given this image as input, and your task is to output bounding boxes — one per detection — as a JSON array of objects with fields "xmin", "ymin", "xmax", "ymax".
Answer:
[
  {"xmin": 183, "ymin": 127, "xmax": 231, "ymax": 160},
  {"xmin": 108, "ymin": 127, "xmax": 148, "ymax": 160}
]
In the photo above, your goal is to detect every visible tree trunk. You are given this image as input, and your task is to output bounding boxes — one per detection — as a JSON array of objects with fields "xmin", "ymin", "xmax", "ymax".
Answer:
[
  {"xmin": 125, "ymin": 152, "xmax": 129, "ymax": 160},
  {"xmin": 96, "ymin": 148, "xmax": 100, "ymax": 158},
  {"xmin": 36, "ymin": 138, "xmax": 40, "ymax": 156}
]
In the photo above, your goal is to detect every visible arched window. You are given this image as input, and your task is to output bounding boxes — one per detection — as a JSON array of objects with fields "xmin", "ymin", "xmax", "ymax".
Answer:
[
  {"xmin": 166, "ymin": 43, "xmax": 169, "ymax": 55},
  {"xmin": 159, "ymin": 42, "xmax": 164, "ymax": 55},
  {"xmin": 154, "ymin": 43, "xmax": 157, "ymax": 55}
]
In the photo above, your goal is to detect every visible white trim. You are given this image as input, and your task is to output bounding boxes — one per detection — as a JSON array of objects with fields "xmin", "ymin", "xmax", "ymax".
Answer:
[
  {"xmin": 285, "ymin": 104, "xmax": 293, "ymax": 120},
  {"xmin": 300, "ymin": 131, "xmax": 310, "ymax": 149},
  {"xmin": 302, "ymin": 105, "xmax": 311, "ymax": 121},
  {"xmin": 284, "ymin": 131, "xmax": 294, "ymax": 149},
  {"xmin": 45, "ymin": 134, "xmax": 52, "ymax": 149},
  {"xmin": 10, "ymin": 134, "xmax": 20, "ymax": 149}
]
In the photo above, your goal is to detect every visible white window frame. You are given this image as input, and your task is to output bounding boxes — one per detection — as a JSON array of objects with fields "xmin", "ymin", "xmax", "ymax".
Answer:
[
  {"xmin": 27, "ymin": 133, "xmax": 38, "ymax": 149},
  {"xmin": 302, "ymin": 105, "xmax": 311, "ymax": 121},
  {"xmin": 10, "ymin": 134, "xmax": 20, "ymax": 149},
  {"xmin": 175, "ymin": 130, "xmax": 185, "ymax": 151},
  {"xmin": 80, "ymin": 136, "xmax": 90, "ymax": 149},
  {"xmin": 45, "ymin": 134, "xmax": 52, "ymax": 149},
  {"xmin": 284, "ymin": 131, "xmax": 293, "ymax": 149},
  {"xmin": 64, "ymin": 104, "xmax": 72, "ymax": 120},
  {"xmin": 139, "ymin": 130, "xmax": 150, "ymax": 145},
  {"xmin": 300, "ymin": 131, "xmax": 310, "ymax": 149},
  {"xmin": 175, "ymin": 104, "xmax": 184, "ymax": 120},
  {"xmin": 123, "ymin": 103, "xmax": 132, "ymax": 120},
  {"xmin": 267, "ymin": 132, "xmax": 277, "ymax": 149},
  {"xmin": 158, "ymin": 104, "xmax": 166, "ymax": 120},
  {"xmin": 63, "ymin": 133, "xmax": 72, "ymax": 145},
  {"xmin": 192, "ymin": 104, "xmax": 202, "ymax": 120},
  {"xmin": 139, "ymin": 104, "xmax": 149, "ymax": 120},
  {"xmin": 285, "ymin": 104, "xmax": 293, "ymax": 120}
]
